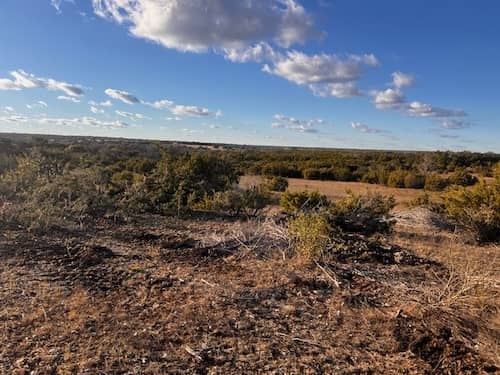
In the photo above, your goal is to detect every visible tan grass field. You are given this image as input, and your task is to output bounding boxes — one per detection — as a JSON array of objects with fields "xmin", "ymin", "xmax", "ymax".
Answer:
[{"xmin": 240, "ymin": 175, "xmax": 424, "ymax": 207}]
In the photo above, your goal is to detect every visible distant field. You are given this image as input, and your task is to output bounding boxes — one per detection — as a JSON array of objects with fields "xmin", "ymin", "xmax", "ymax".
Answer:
[{"xmin": 240, "ymin": 175, "xmax": 423, "ymax": 207}]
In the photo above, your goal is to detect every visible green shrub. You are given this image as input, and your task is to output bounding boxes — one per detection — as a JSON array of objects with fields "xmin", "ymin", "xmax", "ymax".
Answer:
[
  {"xmin": 425, "ymin": 174, "xmax": 449, "ymax": 191},
  {"xmin": 448, "ymin": 170, "xmax": 478, "ymax": 187},
  {"xmin": 194, "ymin": 187, "xmax": 271, "ymax": 217},
  {"xmin": 441, "ymin": 183, "xmax": 500, "ymax": 243},
  {"xmin": 327, "ymin": 192, "xmax": 396, "ymax": 235},
  {"xmin": 387, "ymin": 170, "xmax": 406, "ymax": 188},
  {"xmin": 280, "ymin": 190, "xmax": 329, "ymax": 212},
  {"xmin": 288, "ymin": 212, "xmax": 331, "ymax": 261},
  {"xmin": 404, "ymin": 172, "xmax": 425, "ymax": 189},
  {"xmin": 264, "ymin": 176, "xmax": 289, "ymax": 192},
  {"xmin": 302, "ymin": 168, "xmax": 321, "ymax": 180}
]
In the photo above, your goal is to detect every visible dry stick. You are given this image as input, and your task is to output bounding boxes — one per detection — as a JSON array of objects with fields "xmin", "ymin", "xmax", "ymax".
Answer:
[
  {"xmin": 315, "ymin": 261, "xmax": 341, "ymax": 288},
  {"xmin": 200, "ymin": 279, "xmax": 216, "ymax": 288},
  {"xmin": 184, "ymin": 346, "xmax": 202, "ymax": 361},
  {"xmin": 276, "ymin": 332, "xmax": 326, "ymax": 349}
]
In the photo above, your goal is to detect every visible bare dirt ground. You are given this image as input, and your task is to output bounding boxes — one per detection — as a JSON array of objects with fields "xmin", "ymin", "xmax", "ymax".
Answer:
[
  {"xmin": 240, "ymin": 176, "xmax": 424, "ymax": 208},
  {"xmin": 1, "ymin": 212, "xmax": 498, "ymax": 374}
]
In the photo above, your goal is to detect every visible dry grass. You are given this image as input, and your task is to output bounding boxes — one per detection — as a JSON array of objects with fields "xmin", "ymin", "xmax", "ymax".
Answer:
[
  {"xmin": 1, "ymin": 213, "xmax": 498, "ymax": 373},
  {"xmin": 240, "ymin": 175, "xmax": 424, "ymax": 208}
]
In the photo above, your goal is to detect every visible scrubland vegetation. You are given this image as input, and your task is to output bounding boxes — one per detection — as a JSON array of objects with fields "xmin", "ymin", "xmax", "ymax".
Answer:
[{"xmin": 0, "ymin": 134, "xmax": 499, "ymax": 374}]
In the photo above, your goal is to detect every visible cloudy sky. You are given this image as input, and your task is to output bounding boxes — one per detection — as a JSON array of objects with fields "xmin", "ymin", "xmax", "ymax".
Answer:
[{"xmin": 1, "ymin": 1, "xmax": 499, "ymax": 151}]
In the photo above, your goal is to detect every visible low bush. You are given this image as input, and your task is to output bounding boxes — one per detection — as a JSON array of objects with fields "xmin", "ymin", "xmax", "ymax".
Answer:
[
  {"xmin": 440, "ymin": 183, "xmax": 500, "ymax": 243},
  {"xmin": 194, "ymin": 186, "xmax": 271, "ymax": 217},
  {"xmin": 280, "ymin": 190, "xmax": 329, "ymax": 212},
  {"xmin": 264, "ymin": 176, "xmax": 289, "ymax": 192},
  {"xmin": 327, "ymin": 192, "xmax": 396, "ymax": 235},
  {"xmin": 425, "ymin": 174, "xmax": 449, "ymax": 191},
  {"xmin": 448, "ymin": 170, "xmax": 478, "ymax": 187},
  {"xmin": 288, "ymin": 212, "xmax": 332, "ymax": 261},
  {"xmin": 404, "ymin": 172, "xmax": 425, "ymax": 189}
]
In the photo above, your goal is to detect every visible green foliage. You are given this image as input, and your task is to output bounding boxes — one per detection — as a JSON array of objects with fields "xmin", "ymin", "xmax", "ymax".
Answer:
[
  {"xmin": 327, "ymin": 192, "xmax": 396, "ymax": 235},
  {"xmin": 280, "ymin": 190, "xmax": 329, "ymax": 212},
  {"xmin": 404, "ymin": 172, "xmax": 425, "ymax": 189},
  {"xmin": 288, "ymin": 212, "xmax": 332, "ymax": 261},
  {"xmin": 264, "ymin": 176, "xmax": 289, "ymax": 192},
  {"xmin": 387, "ymin": 170, "xmax": 407, "ymax": 188},
  {"xmin": 425, "ymin": 174, "xmax": 449, "ymax": 191},
  {"xmin": 195, "ymin": 186, "xmax": 271, "ymax": 217},
  {"xmin": 448, "ymin": 170, "xmax": 478, "ymax": 187},
  {"xmin": 441, "ymin": 183, "xmax": 500, "ymax": 243}
]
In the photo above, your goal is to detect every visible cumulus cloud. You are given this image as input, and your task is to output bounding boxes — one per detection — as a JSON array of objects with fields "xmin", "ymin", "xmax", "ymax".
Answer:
[
  {"xmin": 170, "ymin": 105, "xmax": 221, "ymax": 118},
  {"xmin": 407, "ymin": 101, "xmax": 466, "ymax": 118},
  {"xmin": 224, "ymin": 42, "xmax": 278, "ymax": 63},
  {"xmin": 146, "ymin": 97, "xmax": 220, "ymax": 118},
  {"xmin": 115, "ymin": 110, "xmax": 150, "ymax": 120},
  {"xmin": 0, "ymin": 69, "xmax": 83, "ymax": 97},
  {"xmin": 3, "ymin": 106, "xmax": 15, "ymax": 113},
  {"xmin": 391, "ymin": 71, "xmax": 414, "ymax": 88},
  {"xmin": 104, "ymin": 88, "xmax": 140, "ymax": 104},
  {"xmin": 351, "ymin": 121, "xmax": 385, "ymax": 134},
  {"xmin": 92, "ymin": 0, "xmax": 315, "ymax": 52},
  {"xmin": 372, "ymin": 88, "xmax": 405, "ymax": 110},
  {"xmin": 264, "ymin": 51, "xmax": 378, "ymax": 97},
  {"xmin": 272, "ymin": 114, "xmax": 324, "ymax": 133},
  {"xmin": 58, "ymin": 95, "xmax": 81, "ymax": 103}
]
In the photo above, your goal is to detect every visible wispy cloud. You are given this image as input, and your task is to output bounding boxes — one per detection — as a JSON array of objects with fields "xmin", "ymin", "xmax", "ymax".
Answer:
[
  {"xmin": 0, "ymin": 69, "xmax": 84, "ymax": 97},
  {"xmin": 272, "ymin": 114, "xmax": 324, "ymax": 133},
  {"xmin": 104, "ymin": 88, "xmax": 140, "ymax": 104}
]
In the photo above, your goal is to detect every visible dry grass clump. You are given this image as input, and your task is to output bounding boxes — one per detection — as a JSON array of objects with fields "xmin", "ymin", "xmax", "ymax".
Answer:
[{"xmin": 288, "ymin": 212, "xmax": 331, "ymax": 261}]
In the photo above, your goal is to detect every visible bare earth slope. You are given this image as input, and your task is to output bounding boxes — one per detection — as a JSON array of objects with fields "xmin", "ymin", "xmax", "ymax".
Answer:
[{"xmin": 1, "ymin": 216, "xmax": 498, "ymax": 374}]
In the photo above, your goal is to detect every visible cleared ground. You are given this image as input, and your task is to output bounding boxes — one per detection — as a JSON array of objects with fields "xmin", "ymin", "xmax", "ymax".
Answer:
[{"xmin": 1, "ymin": 213, "xmax": 498, "ymax": 374}]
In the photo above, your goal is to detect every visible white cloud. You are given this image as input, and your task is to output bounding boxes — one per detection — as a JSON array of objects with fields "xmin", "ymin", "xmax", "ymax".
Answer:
[
  {"xmin": 38, "ymin": 116, "xmax": 128, "ymax": 129},
  {"xmin": 264, "ymin": 51, "xmax": 377, "ymax": 97},
  {"xmin": 0, "ymin": 115, "xmax": 29, "ymax": 123},
  {"xmin": 89, "ymin": 99, "xmax": 113, "ymax": 107},
  {"xmin": 3, "ymin": 106, "xmax": 15, "ymax": 113},
  {"xmin": 351, "ymin": 121, "xmax": 385, "ymax": 134},
  {"xmin": 90, "ymin": 106, "xmax": 105, "ymax": 114},
  {"xmin": 223, "ymin": 42, "xmax": 277, "ymax": 63},
  {"xmin": 50, "ymin": 0, "xmax": 74, "ymax": 13},
  {"xmin": 170, "ymin": 105, "xmax": 221, "ymax": 118},
  {"xmin": 92, "ymin": 0, "xmax": 315, "ymax": 53},
  {"xmin": 166, "ymin": 116, "xmax": 182, "ymax": 121},
  {"xmin": 147, "ymin": 99, "xmax": 174, "ymax": 109},
  {"xmin": 439, "ymin": 119, "xmax": 471, "ymax": 129},
  {"xmin": 0, "ymin": 69, "xmax": 83, "ymax": 97},
  {"xmin": 104, "ymin": 88, "xmax": 140, "ymax": 104},
  {"xmin": 391, "ymin": 71, "xmax": 414, "ymax": 88},
  {"xmin": 58, "ymin": 95, "xmax": 81, "ymax": 103},
  {"xmin": 372, "ymin": 88, "xmax": 405, "ymax": 110},
  {"xmin": 407, "ymin": 101, "xmax": 466, "ymax": 118},
  {"xmin": 310, "ymin": 82, "xmax": 362, "ymax": 98},
  {"xmin": 115, "ymin": 110, "xmax": 150, "ymax": 120},
  {"xmin": 38, "ymin": 101, "xmax": 48, "ymax": 108},
  {"xmin": 272, "ymin": 114, "xmax": 323, "ymax": 133}
]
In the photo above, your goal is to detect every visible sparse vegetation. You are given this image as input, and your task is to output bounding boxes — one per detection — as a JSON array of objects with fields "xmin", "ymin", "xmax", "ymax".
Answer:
[
  {"xmin": 0, "ymin": 134, "xmax": 498, "ymax": 374},
  {"xmin": 440, "ymin": 182, "xmax": 500, "ymax": 243}
]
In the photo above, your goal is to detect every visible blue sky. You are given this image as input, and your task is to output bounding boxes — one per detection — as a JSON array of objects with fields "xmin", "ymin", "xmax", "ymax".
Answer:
[{"xmin": 0, "ymin": 0, "xmax": 499, "ymax": 151}]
